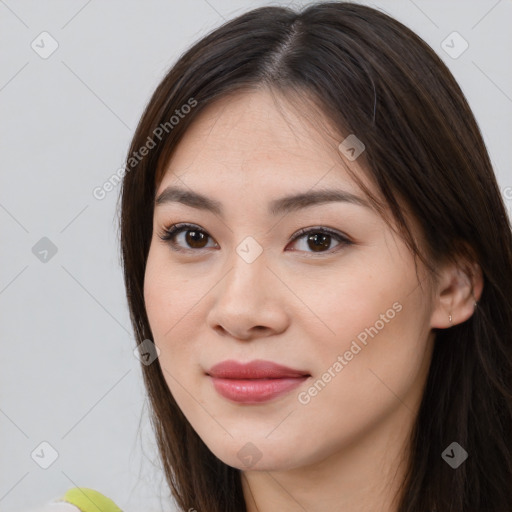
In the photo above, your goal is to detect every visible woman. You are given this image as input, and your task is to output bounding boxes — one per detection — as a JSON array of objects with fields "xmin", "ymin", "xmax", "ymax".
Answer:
[{"xmin": 118, "ymin": 2, "xmax": 512, "ymax": 511}]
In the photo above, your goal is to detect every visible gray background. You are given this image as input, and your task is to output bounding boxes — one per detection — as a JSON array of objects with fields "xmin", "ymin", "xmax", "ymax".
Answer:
[{"xmin": 1, "ymin": 1, "xmax": 511, "ymax": 511}]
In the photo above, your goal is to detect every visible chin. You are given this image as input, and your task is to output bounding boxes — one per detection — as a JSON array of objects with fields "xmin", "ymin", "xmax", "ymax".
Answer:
[{"xmin": 204, "ymin": 435, "xmax": 305, "ymax": 472}]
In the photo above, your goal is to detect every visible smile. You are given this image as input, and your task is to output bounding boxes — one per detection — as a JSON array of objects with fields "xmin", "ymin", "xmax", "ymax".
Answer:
[{"xmin": 206, "ymin": 359, "xmax": 310, "ymax": 404}]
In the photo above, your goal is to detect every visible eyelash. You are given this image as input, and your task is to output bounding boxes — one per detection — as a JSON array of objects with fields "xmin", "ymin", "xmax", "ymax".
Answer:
[{"xmin": 157, "ymin": 222, "xmax": 353, "ymax": 256}]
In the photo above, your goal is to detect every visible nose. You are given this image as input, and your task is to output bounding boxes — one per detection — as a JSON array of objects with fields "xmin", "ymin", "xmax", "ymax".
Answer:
[{"xmin": 206, "ymin": 246, "xmax": 289, "ymax": 341}]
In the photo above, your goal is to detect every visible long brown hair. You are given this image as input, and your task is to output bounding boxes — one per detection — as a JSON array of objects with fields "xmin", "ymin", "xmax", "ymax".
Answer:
[{"xmin": 118, "ymin": 2, "xmax": 512, "ymax": 510}]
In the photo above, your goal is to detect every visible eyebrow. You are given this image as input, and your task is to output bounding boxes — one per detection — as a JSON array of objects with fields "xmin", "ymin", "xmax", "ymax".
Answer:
[{"xmin": 154, "ymin": 185, "xmax": 371, "ymax": 217}]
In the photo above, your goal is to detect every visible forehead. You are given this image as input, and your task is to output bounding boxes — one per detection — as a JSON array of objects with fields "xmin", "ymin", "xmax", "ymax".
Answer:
[{"xmin": 158, "ymin": 88, "xmax": 373, "ymax": 198}]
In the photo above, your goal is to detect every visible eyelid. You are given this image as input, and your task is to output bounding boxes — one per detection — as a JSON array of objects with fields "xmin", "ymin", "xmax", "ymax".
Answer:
[
  {"xmin": 157, "ymin": 222, "xmax": 352, "ymax": 255},
  {"xmin": 158, "ymin": 222, "xmax": 218, "ymax": 252}
]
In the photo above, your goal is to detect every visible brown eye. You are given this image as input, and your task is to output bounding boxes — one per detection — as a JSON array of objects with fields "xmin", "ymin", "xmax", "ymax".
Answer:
[
  {"xmin": 306, "ymin": 232, "xmax": 332, "ymax": 252},
  {"xmin": 158, "ymin": 223, "xmax": 217, "ymax": 252},
  {"xmin": 184, "ymin": 229, "xmax": 209, "ymax": 249},
  {"xmin": 288, "ymin": 227, "xmax": 352, "ymax": 255},
  {"xmin": 159, "ymin": 223, "xmax": 352, "ymax": 256}
]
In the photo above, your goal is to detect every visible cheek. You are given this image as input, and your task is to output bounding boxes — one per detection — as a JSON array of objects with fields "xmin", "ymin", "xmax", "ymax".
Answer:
[
  {"xmin": 143, "ymin": 251, "xmax": 206, "ymax": 415},
  {"xmin": 143, "ymin": 246, "xmax": 220, "ymax": 401},
  {"xmin": 144, "ymin": 251, "xmax": 189, "ymax": 376},
  {"xmin": 144, "ymin": 254, "xmax": 170, "ymax": 340},
  {"xmin": 144, "ymin": 248, "xmax": 197, "ymax": 342},
  {"xmin": 288, "ymin": 263, "xmax": 402, "ymax": 363},
  {"xmin": 298, "ymin": 252, "xmax": 431, "ymax": 405},
  {"xmin": 289, "ymin": 293, "xmax": 430, "ymax": 462}
]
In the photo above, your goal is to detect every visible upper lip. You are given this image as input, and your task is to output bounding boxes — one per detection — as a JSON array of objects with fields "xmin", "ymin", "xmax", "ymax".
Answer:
[{"xmin": 207, "ymin": 359, "xmax": 310, "ymax": 379}]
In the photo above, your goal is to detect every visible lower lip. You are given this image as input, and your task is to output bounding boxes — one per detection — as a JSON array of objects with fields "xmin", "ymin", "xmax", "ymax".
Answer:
[{"xmin": 209, "ymin": 376, "xmax": 309, "ymax": 403}]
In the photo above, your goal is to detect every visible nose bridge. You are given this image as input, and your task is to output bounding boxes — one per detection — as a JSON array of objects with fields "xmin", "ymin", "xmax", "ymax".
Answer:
[{"xmin": 222, "ymin": 235, "xmax": 269, "ymax": 299}]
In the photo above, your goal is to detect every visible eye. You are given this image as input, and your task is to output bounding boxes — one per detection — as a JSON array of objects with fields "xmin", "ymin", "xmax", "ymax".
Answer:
[
  {"xmin": 287, "ymin": 226, "xmax": 352, "ymax": 255},
  {"xmin": 157, "ymin": 223, "xmax": 352, "ymax": 255},
  {"xmin": 158, "ymin": 223, "xmax": 217, "ymax": 252}
]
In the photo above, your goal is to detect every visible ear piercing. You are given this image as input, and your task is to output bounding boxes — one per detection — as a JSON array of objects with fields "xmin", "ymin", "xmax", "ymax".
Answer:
[{"xmin": 448, "ymin": 302, "xmax": 478, "ymax": 324}]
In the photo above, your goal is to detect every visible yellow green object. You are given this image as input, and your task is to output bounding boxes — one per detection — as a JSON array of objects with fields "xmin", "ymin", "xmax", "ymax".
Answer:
[{"xmin": 56, "ymin": 488, "xmax": 122, "ymax": 512}]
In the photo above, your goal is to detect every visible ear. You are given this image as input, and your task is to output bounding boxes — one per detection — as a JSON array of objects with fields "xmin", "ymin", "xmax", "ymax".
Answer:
[{"xmin": 430, "ymin": 259, "xmax": 484, "ymax": 329}]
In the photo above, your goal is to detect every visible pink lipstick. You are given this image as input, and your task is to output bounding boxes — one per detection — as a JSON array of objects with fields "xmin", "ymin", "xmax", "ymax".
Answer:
[{"xmin": 207, "ymin": 359, "xmax": 310, "ymax": 404}]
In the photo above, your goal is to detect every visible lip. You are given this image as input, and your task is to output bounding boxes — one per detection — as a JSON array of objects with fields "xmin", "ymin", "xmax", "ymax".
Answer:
[{"xmin": 206, "ymin": 359, "xmax": 310, "ymax": 404}]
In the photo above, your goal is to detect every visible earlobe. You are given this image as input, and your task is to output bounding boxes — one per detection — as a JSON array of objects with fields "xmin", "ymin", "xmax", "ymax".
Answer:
[{"xmin": 430, "ymin": 260, "xmax": 483, "ymax": 329}]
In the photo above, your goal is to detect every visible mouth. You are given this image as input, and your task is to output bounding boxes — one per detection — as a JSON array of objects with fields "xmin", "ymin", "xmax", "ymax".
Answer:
[{"xmin": 206, "ymin": 359, "xmax": 311, "ymax": 404}]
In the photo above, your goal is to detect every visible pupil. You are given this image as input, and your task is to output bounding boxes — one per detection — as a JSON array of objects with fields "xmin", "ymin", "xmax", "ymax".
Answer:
[
  {"xmin": 308, "ymin": 233, "xmax": 330, "ymax": 252},
  {"xmin": 186, "ymin": 230, "xmax": 207, "ymax": 248}
]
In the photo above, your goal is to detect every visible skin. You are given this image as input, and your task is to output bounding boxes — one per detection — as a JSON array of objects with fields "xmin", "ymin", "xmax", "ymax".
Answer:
[{"xmin": 143, "ymin": 88, "xmax": 483, "ymax": 512}]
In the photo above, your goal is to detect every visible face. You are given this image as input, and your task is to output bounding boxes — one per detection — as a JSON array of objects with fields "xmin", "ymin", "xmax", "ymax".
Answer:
[{"xmin": 144, "ymin": 88, "xmax": 436, "ymax": 472}]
